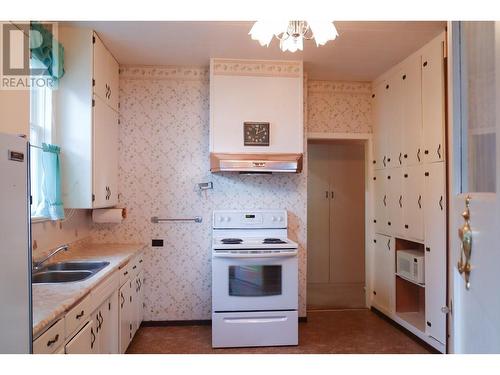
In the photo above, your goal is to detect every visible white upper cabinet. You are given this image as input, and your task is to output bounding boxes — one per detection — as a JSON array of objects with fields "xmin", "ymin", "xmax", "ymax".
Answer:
[
  {"xmin": 386, "ymin": 74, "xmax": 402, "ymax": 169},
  {"xmin": 93, "ymin": 33, "xmax": 119, "ymax": 112},
  {"xmin": 372, "ymin": 81, "xmax": 388, "ymax": 169},
  {"xmin": 373, "ymin": 169, "xmax": 388, "ymax": 234},
  {"xmin": 422, "ymin": 36, "xmax": 446, "ymax": 163},
  {"xmin": 400, "ymin": 55, "xmax": 423, "ymax": 166},
  {"xmin": 93, "ymin": 95, "xmax": 119, "ymax": 207},
  {"xmin": 57, "ymin": 27, "xmax": 120, "ymax": 208},
  {"xmin": 209, "ymin": 58, "xmax": 303, "ymax": 154}
]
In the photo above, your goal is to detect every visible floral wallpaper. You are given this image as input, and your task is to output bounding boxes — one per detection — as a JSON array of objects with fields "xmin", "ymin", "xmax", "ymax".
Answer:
[
  {"xmin": 307, "ymin": 80, "xmax": 372, "ymax": 133},
  {"xmin": 92, "ymin": 66, "xmax": 307, "ymax": 320},
  {"xmin": 91, "ymin": 67, "xmax": 371, "ymax": 322}
]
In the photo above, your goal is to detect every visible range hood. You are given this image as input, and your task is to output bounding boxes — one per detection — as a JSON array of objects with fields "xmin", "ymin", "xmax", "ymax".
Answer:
[{"xmin": 210, "ymin": 153, "xmax": 303, "ymax": 173}]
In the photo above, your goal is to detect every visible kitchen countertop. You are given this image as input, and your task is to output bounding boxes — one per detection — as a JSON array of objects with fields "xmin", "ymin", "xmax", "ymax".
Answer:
[{"xmin": 32, "ymin": 243, "xmax": 146, "ymax": 338}]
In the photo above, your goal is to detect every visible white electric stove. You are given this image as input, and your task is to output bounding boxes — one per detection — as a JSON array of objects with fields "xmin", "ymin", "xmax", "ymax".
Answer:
[{"xmin": 211, "ymin": 210, "xmax": 298, "ymax": 348}]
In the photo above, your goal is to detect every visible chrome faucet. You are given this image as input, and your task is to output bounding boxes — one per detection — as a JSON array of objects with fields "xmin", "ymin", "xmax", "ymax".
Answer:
[{"xmin": 33, "ymin": 244, "xmax": 69, "ymax": 271}]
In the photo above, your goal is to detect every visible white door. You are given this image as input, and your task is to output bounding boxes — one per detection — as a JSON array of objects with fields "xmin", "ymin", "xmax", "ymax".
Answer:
[{"xmin": 449, "ymin": 21, "xmax": 500, "ymax": 353}]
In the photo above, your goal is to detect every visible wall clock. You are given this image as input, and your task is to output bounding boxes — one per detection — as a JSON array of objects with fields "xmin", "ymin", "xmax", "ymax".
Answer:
[{"xmin": 244, "ymin": 122, "xmax": 270, "ymax": 146}]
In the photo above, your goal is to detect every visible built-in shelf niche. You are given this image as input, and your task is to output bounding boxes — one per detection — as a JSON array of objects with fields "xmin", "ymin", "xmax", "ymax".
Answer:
[{"xmin": 395, "ymin": 238, "xmax": 425, "ymax": 332}]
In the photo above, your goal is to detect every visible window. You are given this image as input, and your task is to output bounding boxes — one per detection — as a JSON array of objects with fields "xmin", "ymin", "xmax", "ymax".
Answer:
[{"xmin": 30, "ymin": 85, "xmax": 53, "ymax": 218}]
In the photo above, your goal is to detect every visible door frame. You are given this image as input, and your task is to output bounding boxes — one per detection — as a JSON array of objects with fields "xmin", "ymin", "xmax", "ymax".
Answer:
[{"xmin": 307, "ymin": 132, "xmax": 373, "ymax": 308}]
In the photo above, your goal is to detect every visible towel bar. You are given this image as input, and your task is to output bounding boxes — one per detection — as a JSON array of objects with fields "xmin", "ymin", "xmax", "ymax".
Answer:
[{"xmin": 151, "ymin": 216, "xmax": 202, "ymax": 223}]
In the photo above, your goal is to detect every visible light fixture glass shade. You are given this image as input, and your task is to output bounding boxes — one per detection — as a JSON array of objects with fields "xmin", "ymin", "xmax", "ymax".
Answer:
[
  {"xmin": 249, "ymin": 21, "xmax": 337, "ymax": 52},
  {"xmin": 308, "ymin": 21, "xmax": 338, "ymax": 46}
]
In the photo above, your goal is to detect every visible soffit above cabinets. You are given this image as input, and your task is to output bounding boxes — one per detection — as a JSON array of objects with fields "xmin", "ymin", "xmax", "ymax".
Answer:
[{"xmin": 65, "ymin": 21, "xmax": 446, "ymax": 81}]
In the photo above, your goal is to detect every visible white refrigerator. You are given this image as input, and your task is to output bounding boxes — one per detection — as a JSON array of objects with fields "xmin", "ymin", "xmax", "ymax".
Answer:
[{"xmin": 0, "ymin": 132, "xmax": 32, "ymax": 353}]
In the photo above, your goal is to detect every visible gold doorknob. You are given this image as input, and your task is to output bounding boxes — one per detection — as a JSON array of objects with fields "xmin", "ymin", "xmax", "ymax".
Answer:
[{"xmin": 457, "ymin": 195, "xmax": 472, "ymax": 289}]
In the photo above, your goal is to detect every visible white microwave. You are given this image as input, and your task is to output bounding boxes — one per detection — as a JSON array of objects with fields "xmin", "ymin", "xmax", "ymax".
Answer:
[{"xmin": 397, "ymin": 250, "xmax": 425, "ymax": 284}]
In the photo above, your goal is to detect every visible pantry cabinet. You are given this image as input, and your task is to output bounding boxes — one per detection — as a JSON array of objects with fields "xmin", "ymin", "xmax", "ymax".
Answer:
[
  {"xmin": 422, "ymin": 38, "xmax": 446, "ymax": 164},
  {"xmin": 57, "ymin": 26, "xmax": 120, "ymax": 209},
  {"xmin": 372, "ymin": 234, "xmax": 394, "ymax": 313},
  {"xmin": 370, "ymin": 32, "xmax": 447, "ymax": 352},
  {"xmin": 401, "ymin": 165, "xmax": 424, "ymax": 242},
  {"xmin": 400, "ymin": 55, "xmax": 423, "ymax": 166},
  {"xmin": 423, "ymin": 162, "xmax": 447, "ymax": 344}
]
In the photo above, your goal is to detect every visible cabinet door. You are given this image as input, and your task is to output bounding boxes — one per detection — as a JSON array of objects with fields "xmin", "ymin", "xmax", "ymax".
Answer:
[
  {"xmin": 119, "ymin": 282, "xmax": 132, "ymax": 354},
  {"xmin": 424, "ymin": 162, "xmax": 446, "ymax": 344},
  {"xmin": 402, "ymin": 165, "xmax": 424, "ymax": 241},
  {"xmin": 373, "ymin": 169, "xmax": 388, "ymax": 235},
  {"xmin": 93, "ymin": 95, "xmax": 119, "ymax": 208},
  {"xmin": 422, "ymin": 38, "xmax": 446, "ymax": 163},
  {"xmin": 138, "ymin": 271, "xmax": 144, "ymax": 324},
  {"xmin": 401, "ymin": 55, "xmax": 423, "ymax": 166},
  {"xmin": 387, "ymin": 168, "xmax": 403, "ymax": 236},
  {"xmin": 372, "ymin": 82, "xmax": 388, "ymax": 169},
  {"xmin": 386, "ymin": 74, "xmax": 402, "ymax": 169},
  {"xmin": 373, "ymin": 234, "xmax": 394, "ymax": 313},
  {"xmin": 65, "ymin": 320, "xmax": 98, "ymax": 354},
  {"xmin": 93, "ymin": 33, "xmax": 109, "ymax": 105},
  {"xmin": 96, "ymin": 294, "xmax": 118, "ymax": 354},
  {"xmin": 107, "ymin": 52, "xmax": 119, "ymax": 112}
]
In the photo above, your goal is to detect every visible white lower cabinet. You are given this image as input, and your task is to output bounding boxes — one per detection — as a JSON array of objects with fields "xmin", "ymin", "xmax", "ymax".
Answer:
[
  {"xmin": 119, "ymin": 254, "xmax": 145, "ymax": 353},
  {"xmin": 65, "ymin": 320, "xmax": 98, "ymax": 354},
  {"xmin": 372, "ymin": 234, "xmax": 394, "ymax": 313},
  {"xmin": 34, "ymin": 251, "xmax": 144, "ymax": 355},
  {"xmin": 424, "ymin": 162, "xmax": 447, "ymax": 344},
  {"xmin": 119, "ymin": 279, "xmax": 133, "ymax": 353}
]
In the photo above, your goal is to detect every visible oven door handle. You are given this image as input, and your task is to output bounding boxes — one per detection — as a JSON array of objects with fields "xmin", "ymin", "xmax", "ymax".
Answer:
[
  {"xmin": 213, "ymin": 252, "xmax": 297, "ymax": 258},
  {"xmin": 223, "ymin": 316, "xmax": 288, "ymax": 324}
]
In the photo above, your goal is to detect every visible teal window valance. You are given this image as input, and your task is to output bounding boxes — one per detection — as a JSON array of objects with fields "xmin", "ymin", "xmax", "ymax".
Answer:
[{"xmin": 30, "ymin": 22, "xmax": 65, "ymax": 81}]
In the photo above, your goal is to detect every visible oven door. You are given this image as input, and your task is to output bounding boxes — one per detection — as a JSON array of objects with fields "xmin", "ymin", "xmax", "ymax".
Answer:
[{"xmin": 212, "ymin": 252, "xmax": 298, "ymax": 312}]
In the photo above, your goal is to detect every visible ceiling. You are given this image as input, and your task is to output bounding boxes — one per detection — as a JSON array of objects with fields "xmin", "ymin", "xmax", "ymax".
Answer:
[{"xmin": 68, "ymin": 21, "xmax": 446, "ymax": 81}]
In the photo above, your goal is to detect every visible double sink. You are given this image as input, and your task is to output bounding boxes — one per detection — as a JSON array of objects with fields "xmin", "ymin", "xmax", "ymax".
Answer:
[{"xmin": 32, "ymin": 261, "xmax": 110, "ymax": 284}]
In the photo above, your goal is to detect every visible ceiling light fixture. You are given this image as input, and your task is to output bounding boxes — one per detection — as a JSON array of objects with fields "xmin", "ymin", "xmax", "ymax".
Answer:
[{"xmin": 249, "ymin": 21, "xmax": 338, "ymax": 53}]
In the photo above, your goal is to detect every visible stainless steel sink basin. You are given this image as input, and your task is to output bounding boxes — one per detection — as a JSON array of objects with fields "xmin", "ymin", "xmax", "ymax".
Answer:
[
  {"xmin": 32, "ymin": 261, "xmax": 110, "ymax": 284},
  {"xmin": 32, "ymin": 271, "xmax": 94, "ymax": 284},
  {"xmin": 42, "ymin": 261, "xmax": 110, "ymax": 272}
]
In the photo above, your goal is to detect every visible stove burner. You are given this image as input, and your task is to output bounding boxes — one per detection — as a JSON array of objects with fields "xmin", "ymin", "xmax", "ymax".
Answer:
[
  {"xmin": 263, "ymin": 238, "xmax": 287, "ymax": 244},
  {"xmin": 221, "ymin": 238, "xmax": 243, "ymax": 244}
]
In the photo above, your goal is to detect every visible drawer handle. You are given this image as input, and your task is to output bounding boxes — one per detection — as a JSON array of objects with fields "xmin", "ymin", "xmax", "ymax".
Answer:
[
  {"xmin": 139, "ymin": 259, "xmax": 143, "ymax": 264},
  {"xmin": 439, "ymin": 196, "xmax": 444, "ymax": 210},
  {"xmin": 133, "ymin": 265, "xmax": 137, "ymax": 270},
  {"xmin": 46, "ymin": 334, "xmax": 59, "ymax": 347},
  {"xmin": 123, "ymin": 271, "xmax": 129, "ymax": 276},
  {"xmin": 76, "ymin": 310, "xmax": 84, "ymax": 319},
  {"xmin": 417, "ymin": 148, "xmax": 421, "ymax": 162}
]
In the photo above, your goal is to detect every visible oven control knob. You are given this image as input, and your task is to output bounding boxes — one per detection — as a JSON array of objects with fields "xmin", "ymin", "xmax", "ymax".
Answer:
[
  {"xmin": 278, "ymin": 216, "xmax": 284, "ymax": 222},
  {"xmin": 272, "ymin": 216, "xmax": 277, "ymax": 222},
  {"xmin": 219, "ymin": 217, "xmax": 224, "ymax": 222},
  {"xmin": 226, "ymin": 217, "xmax": 231, "ymax": 222}
]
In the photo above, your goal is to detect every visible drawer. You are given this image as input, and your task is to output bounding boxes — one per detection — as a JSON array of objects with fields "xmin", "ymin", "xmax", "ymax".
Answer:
[
  {"xmin": 119, "ymin": 260, "xmax": 133, "ymax": 286},
  {"xmin": 90, "ymin": 270, "xmax": 119, "ymax": 312},
  {"xmin": 65, "ymin": 294, "xmax": 92, "ymax": 337},
  {"xmin": 33, "ymin": 318, "xmax": 65, "ymax": 354},
  {"xmin": 131, "ymin": 253, "xmax": 144, "ymax": 277},
  {"xmin": 212, "ymin": 310, "xmax": 298, "ymax": 348}
]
